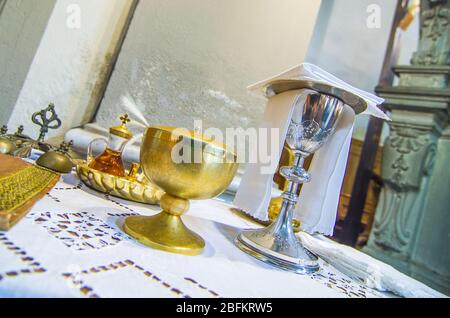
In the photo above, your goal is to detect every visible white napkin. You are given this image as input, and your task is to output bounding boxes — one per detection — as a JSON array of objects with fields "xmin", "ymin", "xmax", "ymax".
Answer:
[
  {"xmin": 233, "ymin": 90, "xmax": 301, "ymax": 219},
  {"xmin": 299, "ymin": 233, "xmax": 446, "ymax": 298},
  {"xmin": 248, "ymin": 63, "xmax": 389, "ymax": 120},
  {"xmin": 234, "ymin": 63, "xmax": 387, "ymax": 236}
]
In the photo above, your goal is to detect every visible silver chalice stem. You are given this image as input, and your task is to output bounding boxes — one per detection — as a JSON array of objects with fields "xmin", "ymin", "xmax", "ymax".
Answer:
[{"xmin": 235, "ymin": 151, "xmax": 319, "ymax": 274}]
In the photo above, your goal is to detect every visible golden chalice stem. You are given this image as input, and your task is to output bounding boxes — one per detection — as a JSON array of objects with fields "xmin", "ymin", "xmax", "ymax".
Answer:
[
  {"xmin": 160, "ymin": 193, "xmax": 190, "ymax": 216},
  {"xmin": 123, "ymin": 193, "xmax": 205, "ymax": 256}
]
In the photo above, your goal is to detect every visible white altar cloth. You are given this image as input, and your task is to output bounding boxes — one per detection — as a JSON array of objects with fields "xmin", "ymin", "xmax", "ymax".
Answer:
[{"xmin": 0, "ymin": 171, "xmax": 406, "ymax": 298}]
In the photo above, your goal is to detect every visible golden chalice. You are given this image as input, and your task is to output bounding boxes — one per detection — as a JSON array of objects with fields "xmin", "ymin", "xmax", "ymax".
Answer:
[{"xmin": 124, "ymin": 126, "xmax": 238, "ymax": 256}]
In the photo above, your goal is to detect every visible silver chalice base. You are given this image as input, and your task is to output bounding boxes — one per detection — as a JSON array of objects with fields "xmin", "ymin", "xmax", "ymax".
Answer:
[{"xmin": 235, "ymin": 227, "xmax": 319, "ymax": 275}]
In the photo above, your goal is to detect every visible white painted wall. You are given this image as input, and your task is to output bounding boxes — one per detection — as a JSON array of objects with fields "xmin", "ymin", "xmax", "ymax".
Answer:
[
  {"xmin": 0, "ymin": 0, "xmax": 56, "ymax": 124},
  {"xmin": 5, "ymin": 0, "xmax": 419, "ymax": 145},
  {"xmin": 95, "ymin": 0, "xmax": 322, "ymax": 133},
  {"xmin": 7, "ymin": 0, "xmax": 133, "ymax": 141}
]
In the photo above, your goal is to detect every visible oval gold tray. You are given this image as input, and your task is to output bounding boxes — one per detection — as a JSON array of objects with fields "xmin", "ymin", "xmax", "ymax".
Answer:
[{"xmin": 75, "ymin": 161, "xmax": 164, "ymax": 205}]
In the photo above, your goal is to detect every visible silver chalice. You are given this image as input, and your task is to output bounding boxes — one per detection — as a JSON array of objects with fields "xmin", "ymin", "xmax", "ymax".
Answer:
[{"xmin": 235, "ymin": 88, "xmax": 345, "ymax": 274}]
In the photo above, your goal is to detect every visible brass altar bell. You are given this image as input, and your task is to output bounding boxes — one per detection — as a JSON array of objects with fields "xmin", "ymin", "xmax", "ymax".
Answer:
[
  {"xmin": 36, "ymin": 141, "xmax": 74, "ymax": 174},
  {"xmin": 87, "ymin": 114, "xmax": 133, "ymax": 177},
  {"xmin": 0, "ymin": 125, "xmax": 17, "ymax": 155},
  {"xmin": 5, "ymin": 125, "xmax": 32, "ymax": 150},
  {"xmin": 10, "ymin": 126, "xmax": 32, "ymax": 146}
]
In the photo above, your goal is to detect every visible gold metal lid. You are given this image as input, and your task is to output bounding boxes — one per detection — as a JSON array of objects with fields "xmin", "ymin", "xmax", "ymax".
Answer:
[{"xmin": 110, "ymin": 114, "xmax": 133, "ymax": 140}]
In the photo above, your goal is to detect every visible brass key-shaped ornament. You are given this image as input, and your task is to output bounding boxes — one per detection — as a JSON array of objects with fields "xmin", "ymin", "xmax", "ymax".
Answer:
[{"xmin": 32, "ymin": 103, "xmax": 62, "ymax": 142}]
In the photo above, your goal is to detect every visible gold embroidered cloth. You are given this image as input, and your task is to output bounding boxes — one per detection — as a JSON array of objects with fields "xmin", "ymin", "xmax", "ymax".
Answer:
[{"xmin": 0, "ymin": 154, "xmax": 60, "ymax": 230}]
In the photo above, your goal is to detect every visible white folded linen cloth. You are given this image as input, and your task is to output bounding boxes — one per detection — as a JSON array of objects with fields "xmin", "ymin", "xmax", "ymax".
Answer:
[
  {"xmin": 299, "ymin": 233, "xmax": 446, "ymax": 298},
  {"xmin": 248, "ymin": 63, "xmax": 389, "ymax": 120},
  {"xmin": 233, "ymin": 63, "xmax": 388, "ymax": 235}
]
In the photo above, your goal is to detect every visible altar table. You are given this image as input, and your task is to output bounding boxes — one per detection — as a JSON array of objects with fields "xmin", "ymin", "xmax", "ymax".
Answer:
[{"xmin": 0, "ymin": 171, "xmax": 394, "ymax": 298}]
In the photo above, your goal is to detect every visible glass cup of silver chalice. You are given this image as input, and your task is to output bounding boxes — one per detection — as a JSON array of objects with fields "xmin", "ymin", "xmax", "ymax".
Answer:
[{"xmin": 235, "ymin": 89, "xmax": 345, "ymax": 274}]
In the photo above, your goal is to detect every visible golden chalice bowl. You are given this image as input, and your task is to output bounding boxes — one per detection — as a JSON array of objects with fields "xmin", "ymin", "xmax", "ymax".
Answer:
[{"xmin": 124, "ymin": 126, "xmax": 238, "ymax": 256}]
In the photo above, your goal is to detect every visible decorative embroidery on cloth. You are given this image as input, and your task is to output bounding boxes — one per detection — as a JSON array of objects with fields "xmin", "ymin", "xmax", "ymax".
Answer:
[
  {"xmin": 184, "ymin": 277, "xmax": 220, "ymax": 297},
  {"xmin": 62, "ymin": 260, "xmax": 191, "ymax": 298},
  {"xmin": 0, "ymin": 233, "xmax": 47, "ymax": 282},
  {"xmin": 0, "ymin": 174, "xmax": 393, "ymax": 298},
  {"xmin": 310, "ymin": 262, "xmax": 384, "ymax": 298},
  {"xmin": 29, "ymin": 211, "xmax": 130, "ymax": 251},
  {"xmin": 53, "ymin": 181, "xmax": 83, "ymax": 191},
  {"xmin": 46, "ymin": 193, "xmax": 61, "ymax": 203},
  {"xmin": 105, "ymin": 194, "xmax": 138, "ymax": 214}
]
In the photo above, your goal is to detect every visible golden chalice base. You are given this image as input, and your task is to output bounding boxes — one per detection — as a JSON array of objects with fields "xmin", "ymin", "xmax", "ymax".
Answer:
[{"xmin": 123, "ymin": 194, "xmax": 205, "ymax": 256}]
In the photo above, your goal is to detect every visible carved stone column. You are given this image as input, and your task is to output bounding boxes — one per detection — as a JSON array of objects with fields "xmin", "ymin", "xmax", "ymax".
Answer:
[{"xmin": 364, "ymin": 0, "xmax": 450, "ymax": 295}]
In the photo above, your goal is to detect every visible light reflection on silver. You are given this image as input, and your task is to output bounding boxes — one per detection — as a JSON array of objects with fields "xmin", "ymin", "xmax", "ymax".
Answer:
[{"xmin": 235, "ymin": 90, "xmax": 344, "ymax": 274}]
